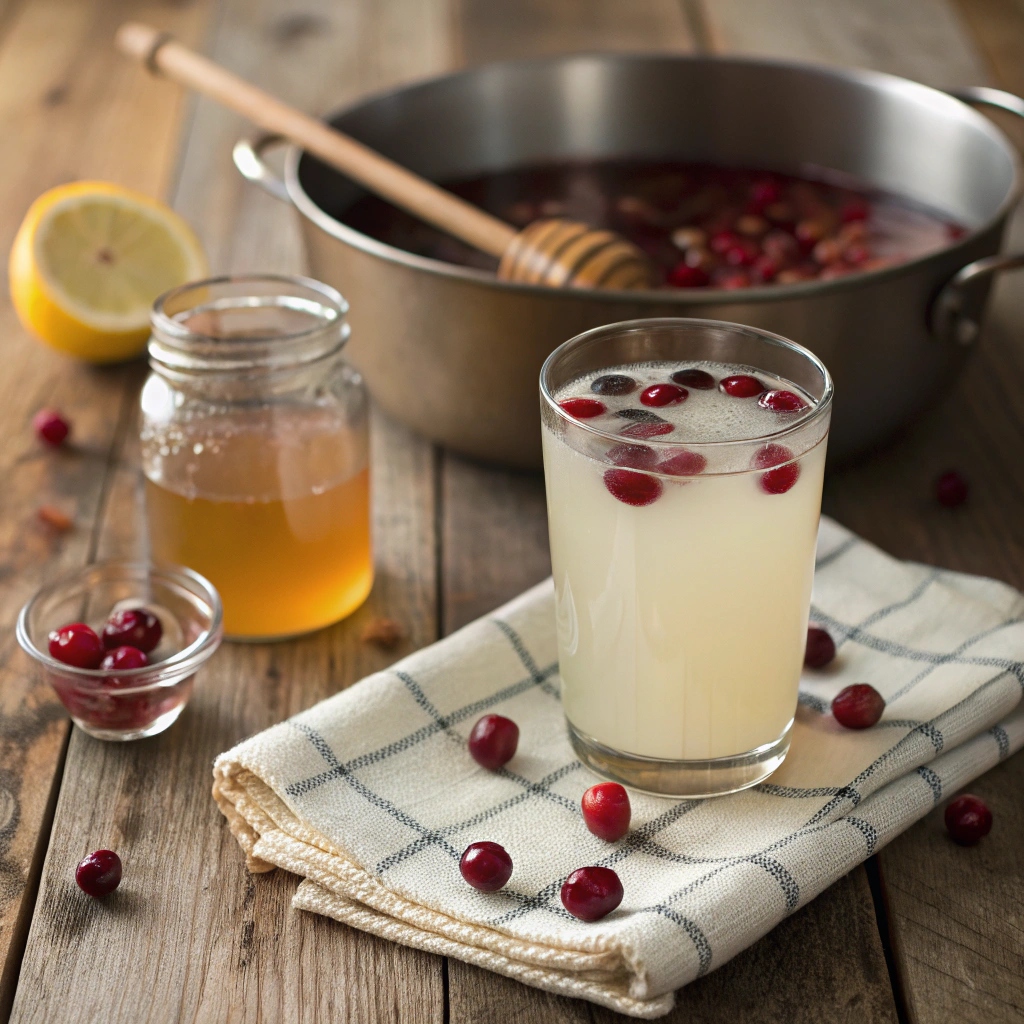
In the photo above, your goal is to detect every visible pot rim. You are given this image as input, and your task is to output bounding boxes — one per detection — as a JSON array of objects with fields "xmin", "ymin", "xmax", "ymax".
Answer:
[{"xmin": 283, "ymin": 51, "xmax": 1023, "ymax": 305}]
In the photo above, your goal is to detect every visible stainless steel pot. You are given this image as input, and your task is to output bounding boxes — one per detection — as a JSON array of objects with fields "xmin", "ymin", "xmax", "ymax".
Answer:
[{"xmin": 235, "ymin": 55, "xmax": 1024, "ymax": 469}]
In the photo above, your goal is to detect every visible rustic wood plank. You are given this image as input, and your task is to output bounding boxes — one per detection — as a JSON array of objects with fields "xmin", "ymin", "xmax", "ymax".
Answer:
[
  {"xmin": 0, "ymin": 0, "xmax": 209, "ymax": 1014},
  {"xmin": 9, "ymin": 0, "xmax": 448, "ymax": 1021}
]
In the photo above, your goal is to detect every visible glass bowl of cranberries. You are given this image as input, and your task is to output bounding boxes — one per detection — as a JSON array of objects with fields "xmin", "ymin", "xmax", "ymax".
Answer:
[{"xmin": 16, "ymin": 561, "xmax": 223, "ymax": 741}]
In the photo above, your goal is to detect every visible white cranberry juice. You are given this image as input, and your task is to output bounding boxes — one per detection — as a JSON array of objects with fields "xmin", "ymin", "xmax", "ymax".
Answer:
[{"xmin": 543, "ymin": 362, "xmax": 826, "ymax": 762}]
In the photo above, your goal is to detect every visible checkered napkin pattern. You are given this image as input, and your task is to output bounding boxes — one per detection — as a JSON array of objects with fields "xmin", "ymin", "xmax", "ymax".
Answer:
[{"xmin": 213, "ymin": 517, "xmax": 1024, "ymax": 1018}]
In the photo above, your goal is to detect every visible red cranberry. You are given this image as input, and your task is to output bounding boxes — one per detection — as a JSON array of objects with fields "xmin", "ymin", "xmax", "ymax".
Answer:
[
  {"xmin": 468, "ymin": 714, "xmax": 519, "ymax": 770},
  {"xmin": 607, "ymin": 443, "xmax": 658, "ymax": 470},
  {"xmin": 640, "ymin": 383, "xmax": 687, "ymax": 407},
  {"xmin": 102, "ymin": 607, "xmax": 163, "ymax": 654},
  {"xmin": 558, "ymin": 398, "xmax": 606, "ymax": 420},
  {"xmin": 724, "ymin": 239, "xmax": 759, "ymax": 267},
  {"xmin": 761, "ymin": 230, "xmax": 799, "ymax": 261},
  {"xmin": 710, "ymin": 229, "xmax": 741, "ymax": 255},
  {"xmin": 832, "ymin": 684, "xmax": 885, "ymax": 729},
  {"xmin": 581, "ymin": 783, "xmax": 631, "ymax": 842},
  {"xmin": 844, "ymin": 242, "xmax": 871, "ymax": 266},
  {"xmin": 750, "ymin": 179, "xmax": 783, "ymax": 210},
  {"xmin": 100, "ymin": 646, "xmax": 149, "ymax": 672},
  {"xmin": 670, "ymin": 368, "xmax": 715, "ymax": 390},
  {"xmin": 620, "ymin": 421, "xmax": 675, "ymax": 440},
  {"xmin": 935, "ymin": 470, "xmax": 968, "ymax": 508},
  {"xmin": 604, "ymin": 468, "xmax": 662, "ymax": 507},
  {"xmin": 751, "ymin": 255, "xmax": 781, "ymax": 283},
  {"xmin": 795, "ymin": 219, "xmax": 827, "ymax": 253},
  {"xmin": 48, "ymin": 623, "xmax": 104, "ymax": 669},
  {"xmin": 804, "ymin": 626, "xmax": 836, "ymax": 669},
  {"xmin": 75, "ymin": 849, "xmax": 122, "ymax": 897},
  {"xmin": 667, "ymin": 263, "xmax": 710, "ymax": 288},
  {"xmin": 720, "ymin": 375, "xmax": 765, "ymax": 398},
  {"xmin": 561, "ymin": 866, "xmax": 623, "ymax": 922},
  {"xmin": 840, "ymin": 199, "xmax": 870, "ymax": 223},
  {"xmin": 591, "ymin": 374, "xmax": 636, "ymax": 397},
  {"xmin": 751, "ymin": 443, "xmax": 800, "ymax": 494},
  {"xmin": 716, "ymin": 270, "xmax": 752, "ymax": 289},
  {"xmin": 658, "ymin": 449, "xmax": 707, "ymax": 476},
  {"xmin": 459, "ymin": 841, "xmax": 513, "ymax": 891},
  {"xmin": 758, "ymin": 390, "xmax": 808, "ymax": 413},
  {"xmin": 944, "ymin": 794, "xmax": 992, "ymax": 845},
  {"xmin": 33, "ymin": 408, "xmax": 70, "ymax": 447}
]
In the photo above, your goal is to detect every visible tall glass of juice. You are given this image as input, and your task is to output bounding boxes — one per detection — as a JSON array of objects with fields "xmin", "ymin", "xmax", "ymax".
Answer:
[
  {"xmin": 540, "ymin": 318, "xmax": 833, "ymax": 796},
  {"xmin": 142, "ymin": 275, "xmax": 372, "ymax": 640}
]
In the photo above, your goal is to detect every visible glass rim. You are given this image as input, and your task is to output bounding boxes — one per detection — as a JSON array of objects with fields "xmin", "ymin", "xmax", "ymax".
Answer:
[
  {"xmin": 16, "ymin": 560, "xmax": 223, "ymax": 688},
  {"xmin": 539, "ymin": 317, "xmax": 834, "ymax": 450}
]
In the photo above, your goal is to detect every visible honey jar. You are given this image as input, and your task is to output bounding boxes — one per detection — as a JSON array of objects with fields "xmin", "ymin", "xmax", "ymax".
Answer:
[{"xmin": 141, "ymin": 275, "xmax": 372, "ymax": 640}]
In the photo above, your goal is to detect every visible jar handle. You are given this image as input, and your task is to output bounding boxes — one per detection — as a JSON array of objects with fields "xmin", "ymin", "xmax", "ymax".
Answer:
[
  {"xmin": 232, "ymin": 134, "xmax": 291, "ymax": 203},
  {"xmin": 930, "ymin": 88, "xmax": 1024, "ymax": 344}
]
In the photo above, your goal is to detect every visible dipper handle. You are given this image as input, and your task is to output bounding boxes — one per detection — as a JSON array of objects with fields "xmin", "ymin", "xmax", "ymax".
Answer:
[{"xmin": 115, "ymin": 22, "xmax": 517, "ymax": 258}]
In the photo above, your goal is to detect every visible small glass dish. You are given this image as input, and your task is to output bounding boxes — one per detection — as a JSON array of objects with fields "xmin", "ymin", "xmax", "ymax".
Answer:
[{"xmin": 16, "ymin": 561, "xmax": 223, "ymax": 741}]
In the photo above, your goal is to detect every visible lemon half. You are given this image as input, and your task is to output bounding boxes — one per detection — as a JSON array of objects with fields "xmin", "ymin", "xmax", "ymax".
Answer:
[{"xmin": 9, "ymin": 182, "xmax": 207, "ymax": 363}]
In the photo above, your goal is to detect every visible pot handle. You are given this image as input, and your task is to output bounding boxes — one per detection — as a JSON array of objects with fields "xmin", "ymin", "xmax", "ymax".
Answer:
[
  {"xmin": 232, "ymin": 133, "xmax": 291, "ymax": 203},
  {"xmin": 931, "ymin": 87, "xmax": 1024, "ymax": 344}
]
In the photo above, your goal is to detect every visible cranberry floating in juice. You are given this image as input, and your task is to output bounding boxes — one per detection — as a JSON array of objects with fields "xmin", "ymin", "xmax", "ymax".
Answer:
[{"xmin": 540, "ymin": 319, "xmax": 832, "ymax": 797}]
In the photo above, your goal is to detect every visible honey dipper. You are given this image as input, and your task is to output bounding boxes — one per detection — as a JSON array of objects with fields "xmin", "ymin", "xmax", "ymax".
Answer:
[{"xmin": 115, "ymin": 23, "xmax": 655, "ymax": 290}]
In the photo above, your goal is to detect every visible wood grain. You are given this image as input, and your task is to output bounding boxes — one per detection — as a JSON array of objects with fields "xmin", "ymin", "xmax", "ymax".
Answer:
[
  {"xmin": 8, "ymin": 0, "xmax": 446, "ymax": 1021},
  {"xmin": 0, "ymin": 0, "xmax": 208, "ymax": 1014}
]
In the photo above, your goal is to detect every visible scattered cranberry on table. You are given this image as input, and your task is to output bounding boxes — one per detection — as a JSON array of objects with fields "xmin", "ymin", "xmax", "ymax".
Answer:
[
  {"xmin": 100, "ymin": 646, "xmax": 149, "ymax": 672},
  {"xmin": 75, "ymin": 849, "xmax": 122, "ymax": 898},
  {"xmin": 804, "ymin": 626, "xmax": 837, "ymax": 669},
  {"xmin": 557, "ymin": 397, "xmax": 606, "ymax": 420},
  {"xmin": 33, "ymin": 408, "xmax": 70, "ymax": 447},
  {"xmin": 720, "ymin": 375, "xmax": 765, "ymax": 398},
  {"xmin": 468, "ymin": 714, "xmax": 519, "ymax": 770},
  {"xmin": 751, "ymin": 443, "xmax": 800, "ymax": 495},
  {"xmin": 48, "ymin": 623, "xmax": 104, "ymax": 670},
  {"xmin": 944, "ymin": 794, "xmax": 992, "ymax": 845},
  {"xmin": 560, "ymin": 866, "xmax": 623, "ymax": 922},
  {"xmin": 101, "ymin": 607, "xmax": 163, "ymax": 654},
  {"xmin": 603, "ymin": 468, "xmax": 663, "ymax": 507},
  {"xmin": 832, "ymin": 684, "xmax": 885, "ymax": 729},
  {"xmin": 935, "ymin": 469, "xmax": 969, "ymax": 508},
  {"xmin": 581, "ymin": 783, "xmax": 631, "ymax": 842},
  {"xmin": 459, "ymin": 841, "xmax": 513, "ymax": 892}
]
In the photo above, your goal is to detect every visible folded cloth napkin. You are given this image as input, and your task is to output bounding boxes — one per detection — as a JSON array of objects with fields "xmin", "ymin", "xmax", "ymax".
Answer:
[{"xmin": 213, "ymin": 518, "xmax": 1024, "ymax": 1018}]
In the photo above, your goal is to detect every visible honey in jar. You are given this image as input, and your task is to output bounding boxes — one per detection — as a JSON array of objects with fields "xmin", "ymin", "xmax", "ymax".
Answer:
[{"xmin": 142, "ymin": 275, "xmax": 372, "ymax": 639}]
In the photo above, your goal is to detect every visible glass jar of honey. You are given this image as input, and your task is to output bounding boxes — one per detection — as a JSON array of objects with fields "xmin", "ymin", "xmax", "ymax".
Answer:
[{"xmin": 141, "ymin": 275, "xmax": 372, "ymax": 640}]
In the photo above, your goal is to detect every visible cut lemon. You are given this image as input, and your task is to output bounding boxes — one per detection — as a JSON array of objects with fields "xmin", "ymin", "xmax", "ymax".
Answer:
[{"xmin": 9, "ymin": 181, "xmax": 207, "ymax": 363}]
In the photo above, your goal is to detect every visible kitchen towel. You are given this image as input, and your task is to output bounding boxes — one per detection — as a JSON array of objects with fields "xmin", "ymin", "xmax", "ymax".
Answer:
[{"xmin": 213, "ymin": 517, "xmax": 1024, "ymax": 1018}]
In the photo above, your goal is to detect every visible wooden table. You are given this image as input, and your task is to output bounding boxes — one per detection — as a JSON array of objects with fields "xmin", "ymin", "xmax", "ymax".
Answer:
[{"xmin": 1, "ymin": 0, "xmax": 1022, "ymax": 1020}]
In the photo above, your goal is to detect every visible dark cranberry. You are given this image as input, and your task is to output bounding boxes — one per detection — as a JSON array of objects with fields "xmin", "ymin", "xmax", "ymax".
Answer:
[
  {"xmin": 100, "ymin": 646, "xmax": 149, "ymax": 672},
  {"xmin": 758, "ymin": 390, "xmax": 808, "ymax": 413},
  {"xmin": 591, "ymin": 374, "xmax": 637, "ymax": 397},
  {"xmin": 581, "ymin": 783, "xmax": 631, "ymax": 842},
  {"xmin": 670, "ymin": 368, "xmax": 715, "ymax": 390},
  {"xmin": 750, "ymin": 179, "xmax": 783, "ymax": 210},
  {"xmin": 751, "ymin": 443, "xmax": 800, "ymax": 495},
  {"xmin": 736, "ymin": 214, "xmax": 769, "ymax": 237},
  {"xmin": 804, "ymin": 626, "xmax": 836, "ymax": 669},
  {"xmin": 459, "ymin": 841, "xmax": 513, "ymax": 892},
  {"xmin": 640, "ymin": 383, "xmax": 687, "ymax": 408},
  {"xmin": 102, "ymin": 607, "xmax": 163, "ymax": 654},
  {"xmin": 795, "ymin": 219, "xmax": 827, "ymax": 253},
  {"xmin": 944, "ymin": 794, "xmax": 993, "ymax": 845},
  {"xmin": 840, "ymin": 199, "xmax": 870, "ymax": 223},
  {"xmin": 33, "ymin": 408, "xmax": 70, "ymax": 447},
  {"xmin": 935, "ymin": 470, "xmax": 969, "ymax": 508},
  {"xmin": 558, "ymin": 398, "xmax": 606, "ymax": 420},
  {"xmin": 604, "ymin": 468, "xmax": 662, "ymax": 507},
  {"xmin": 468, "ymin": 714, "xmax": 519, "ymax": 770},
  {"xmin": 658, "ymin": 450, "xmax": 707, "ymax": 476},
  {"xmin": 48, "ymin": 623, "xmax": 104, "ymax": 669},
  {"xmin": 752, "ymin": 255, "xmax": 781, "ymax": 283},
  {"xmin": 620, "ymin": 421, "xmax": 675, "ymax": 440},
  {"xmin": 764, "ymin": 201, "xmax": 797, "ymax": 228},
  {"xmin": 832, "ymin": 684, "xmax": 885, "ymax": 729},
  {"xmin": 607, "ymin": 444, "xmax": 658, "ymax": 470},
  {"xmin": 667, "ymin": 263, "xmax": 710, "ymax": 288},
  {"xmin": 616, "ymin": 409, "xmax": 665, "ymax": 424},
  {"xmin": 720, "ymin": 375, "xmax": 765, "ymax": 398},
  {"xmin": 710, "ymin": 229, "xmax": 741, "ymax": 255},
  {"xmin": 75, "ymin": 849, "xmax": 122, "ymax": 898},
  {"xmin": 560, "ymin": 866, "xmax": 623, "ymax": 922}
]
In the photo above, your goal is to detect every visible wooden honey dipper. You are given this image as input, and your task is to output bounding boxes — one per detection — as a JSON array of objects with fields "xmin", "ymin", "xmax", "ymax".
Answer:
[{"xmin": 115, "ymin": 23, "xmax": 655, "ymax": 291}]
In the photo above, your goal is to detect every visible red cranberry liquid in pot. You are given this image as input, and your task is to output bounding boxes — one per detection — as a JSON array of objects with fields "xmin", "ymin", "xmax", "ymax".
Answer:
[{"xmin": 343, "ymin": 160, "xmax": 965, "ymax": 288}]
